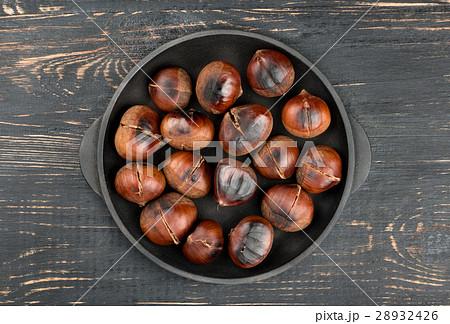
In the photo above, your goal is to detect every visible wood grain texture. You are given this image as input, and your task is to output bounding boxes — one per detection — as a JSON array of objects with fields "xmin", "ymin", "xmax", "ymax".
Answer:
[{"xmin": 0, "ymin": 0, "xmax": 449, "ymax": 305}]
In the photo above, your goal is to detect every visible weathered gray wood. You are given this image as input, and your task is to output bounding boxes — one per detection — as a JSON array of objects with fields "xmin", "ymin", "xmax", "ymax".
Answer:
[{"xmin": 0, "ymin": 0, "xmax": 448, "ymax": 305}]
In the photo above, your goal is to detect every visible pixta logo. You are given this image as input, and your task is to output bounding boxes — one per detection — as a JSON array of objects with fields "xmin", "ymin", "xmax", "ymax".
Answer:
[{"xmin": 124, "ymin": 136, "xmax": 326, "ymax": 175}]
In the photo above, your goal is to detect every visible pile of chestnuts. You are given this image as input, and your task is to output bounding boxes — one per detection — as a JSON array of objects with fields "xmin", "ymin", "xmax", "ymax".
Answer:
[{"xmin": 113, "ymin": 49, "xmax": 343, "ymax": 269}]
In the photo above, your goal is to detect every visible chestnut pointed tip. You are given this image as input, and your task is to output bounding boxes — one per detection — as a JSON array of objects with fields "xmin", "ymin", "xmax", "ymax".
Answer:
[
  {"xmin": 300, "ymin": 89, "xmax": 309, "ymax": 95},
  {"xmin": 217, "ymin": 200, "xmax": 228, "ymax": 207},
  {"xmin": 254, "ymin": 49, "xmax": 266, "ymax": 57}
]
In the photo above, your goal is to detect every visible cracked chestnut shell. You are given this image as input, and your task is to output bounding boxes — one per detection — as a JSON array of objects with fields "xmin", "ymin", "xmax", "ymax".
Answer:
[
  {"xmin": 261, "ymin": 184, "xmax": 314, "ymax": 232},
  {"xmin": 114, "ymin": 105, "xmax": 162, "ymax": 160},
  {"xmin": 140, "ymin": 192, "xmax": 197, "ymax": 245},
  {"xmin": 219, "ymin": 104, "xmax": 273, "ymax": 156},
  {"xmin": 253, "ymin": 135, "xmax": 300, "ymax": 179},
  {"xmin": 163, "ymin": 151, "xmax": 212, "ymax": 199},
  {"xmin": 160, "ymin": 110, "xmax": 214, "ymax": 150},
  {"xmin": 115, "ymin": 163, "xmax": 166, "ymax": 207},
  {"xmin": 214, "ymin": 158, "xmax": 257, "ymax": 207},
  {"xmin": 228, "ymin": 216, "xmax": 273, "ymax": 268},
  {"xmin": 247, "ymin": 49, "xmax": 295, "ymax": 97},
  {"xmin": 149, "ymin": 67, "xmax": 192, "ymax": 112},
  {"xmin": 196, "ymin": 61, "xmax": 242, "ymax": 114},
  {"xmin": 296, "ymin": 145, "xmax": 342, "ymax": 194},
  {"xmin": 282, "ymin": 90, "xmax": 331, "ymax": 138},
  {"xmin": 183, "ymin": 220, "xmax": 224, "ymax": 264}
]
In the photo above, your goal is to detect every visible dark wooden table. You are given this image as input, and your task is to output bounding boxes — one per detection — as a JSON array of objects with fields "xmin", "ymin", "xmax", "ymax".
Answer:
[{"xmin": 0, "ymin": 0, "xmax": 448, "ymax": 305}]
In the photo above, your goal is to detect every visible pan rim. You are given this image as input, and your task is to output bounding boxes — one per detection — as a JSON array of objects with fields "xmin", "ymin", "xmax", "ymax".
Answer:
[{"xmin": 97, "ymin": 29, "xmax": 355, "ymax": 284}]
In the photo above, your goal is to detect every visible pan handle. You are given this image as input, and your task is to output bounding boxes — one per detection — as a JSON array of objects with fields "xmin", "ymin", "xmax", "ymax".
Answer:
[
  {"xmin": 349, "ymin": 116, "xmax": 371, "ymax": 193},
  {"xmin": 79, "ymin": 116, "xmax": 103, "ymax": 198}
]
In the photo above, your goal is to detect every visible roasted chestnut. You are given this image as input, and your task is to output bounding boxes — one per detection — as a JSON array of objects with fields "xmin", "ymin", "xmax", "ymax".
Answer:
[
  {"xmin": 163, "ymin": 151, "xmax": 212, "ymax": 198},
  {"xmin": 261, "ymin": 184, "xmax": 314, "ymax": 232},
  {"xmin": 282, "ymin": 90, "xmax": 331, "ymax": 138},
  {"xmin": 115, "ymin": 163, "xmax": 166, "ymax": 206},
  {"xmin": 247, "ymin": 49, "xmax": 295, "ymax": 97},
  {"xmin": 214, "ymin": 158, "xmax": 257, "ymax": 207},
  {"xmin": 140, "ymin": 192, "xmax": 197, "ymax": 245},
  {"xmin": 114, "ymin": 105, "xmax": 162, "ymax": 160},
  {"xmin": 196, "ymin": 61, "xmax": 242, "ymax": 114},
  {"xmin": 183, "ymin": 220, "xmax": 224, "ymax": 264},
  {"xmin": 160, "ymin": 109, "xmax": 214, "ymax": 150},
  {"xmin": 149, "ymin": 67, "xmax": 192, "ymax": 112},
  {"xmin": 219, "ymin": 104, "xmax": 273, "ymax": 156},
  {"xmin": 252, "ymin": 135, "xmax": 300, "ymax": 179},
  {"xmin": 296, "ymin": 145, "xmax": 342, "ymax": 193},
  {"xmin": 228, "ymin": 216, "xmax": 273, "ymax": 268}
]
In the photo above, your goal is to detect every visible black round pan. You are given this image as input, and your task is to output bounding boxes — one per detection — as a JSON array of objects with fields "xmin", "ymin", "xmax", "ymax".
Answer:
[{"xmin": 79, "ymin": 30, "xmax": 371, "ymax": 284}]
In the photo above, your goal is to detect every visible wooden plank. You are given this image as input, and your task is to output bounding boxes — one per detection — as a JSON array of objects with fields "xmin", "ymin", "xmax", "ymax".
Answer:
[{"xmin": 0, "ymin": 0, "xmax": 448, "ymax": 305}]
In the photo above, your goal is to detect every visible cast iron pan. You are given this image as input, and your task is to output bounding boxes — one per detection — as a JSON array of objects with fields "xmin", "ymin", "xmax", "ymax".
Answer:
[{"xmin": 79, "ymin": 30, "xmax": 371, "ymax": 284}]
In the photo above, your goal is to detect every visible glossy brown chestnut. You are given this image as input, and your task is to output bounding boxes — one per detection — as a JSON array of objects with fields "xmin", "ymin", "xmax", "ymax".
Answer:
[
  {"xmin": 219, "ymin": 104, "xmax": 273, "ymax": 156},
  {"xmin": 282, "ymin": 90, "xmax": 331, "ymax": 138},
  {"xmin": 114, "ymin": 105, "xmax": 162, "ymax": 160},
  {"xmin": 160, "ymin": 109, "xmax": 214, "ymax": 150},
  {"xmin": 149, "ymin": 67, "xmax": 192, "ymax": 112},
  {"xmin": 163, "ymin": 151, "xmax": 212, "ymax": 199},
  {"xmin": 115, "ymin": 163, "xmax": 166, "ymax": 206},
  {"xmin": 247, "ymin": 49, "xmax": 295, "ymax": 97},
  {"xmin": 253, "ymin": 135, "xmax": 300, "ymax": 179},
  {"xmin": 261, "ymin": 184, "xmax": 314, "ymax": 232},
  {"xmin": 196, "ymin": 61, "xmax": 242, "ymax": 114},
  {"xmin": 296, "ymin": 145, "xmax": 342, "ymax": 194},
  {"xmin": 140, "ymin": 192, "xmax": 197, "ymax": 245},
  {"xmin": 183, "ymin": 220, "xmax": 224, "ymax": 264},
  {"xmin": 214, "ymin": 158, "xmax": 257, "ymax": 207},
  {"xmin": 228, "ymin": 216, "xmax": 273, "ymax": 268}
]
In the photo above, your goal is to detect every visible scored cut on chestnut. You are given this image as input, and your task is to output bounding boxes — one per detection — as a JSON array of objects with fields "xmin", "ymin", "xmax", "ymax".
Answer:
[
  {"xmin": 114, "ymin": 105, "xmax": 162, "ymax": 160},
  {"xmin": 252, "ymin": 135, "xmax": 300, "ymax": 179},
  {"xmin": 163, "ymin": 151, "xmax": 212, "ymax": 199},
  {"xmin": 149, "ymin": 67, "xmax": 192, "ymax": 112},
  {"xmin": 214, "ymin": 158, "xmax": 257, "ymax": 207},
  {"xmin": 140, "ymin": 192, "xmax": 197, "ymax": 245},
  {"xmin": 261, "ymin": 184, "xmax": 314, "ymax": 232},
  {"xmin": 282, "ymin": 90, "xmax": 331, "ymax": 138},
  {"xmin": 219, "ymin": 104, "xmax": 273, "ymax": 156},
  {"xmin": 160, "ymin": 109, "xmax": 214, "ymax": 151},
  {"xmin": 115, "ymin": 163, "xmax": 166, "ymax": 207},
  {"xmin": 183, "ymin": 220, "xmax": 224, "ymax": 264},
  {"xmin": 296, "ymin": 145, "xmax": 342, "ymax": 194},
  {"xmin": 196, "ymin": 61, "xmax": 242, "ymax": 114},
  {"xmin": 247, "ymin": 49, "xmax": 295, "ymax": 97},
  {"xmin": 228, "ymin": 216, "xmax": 274, "ymax": 268}
]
